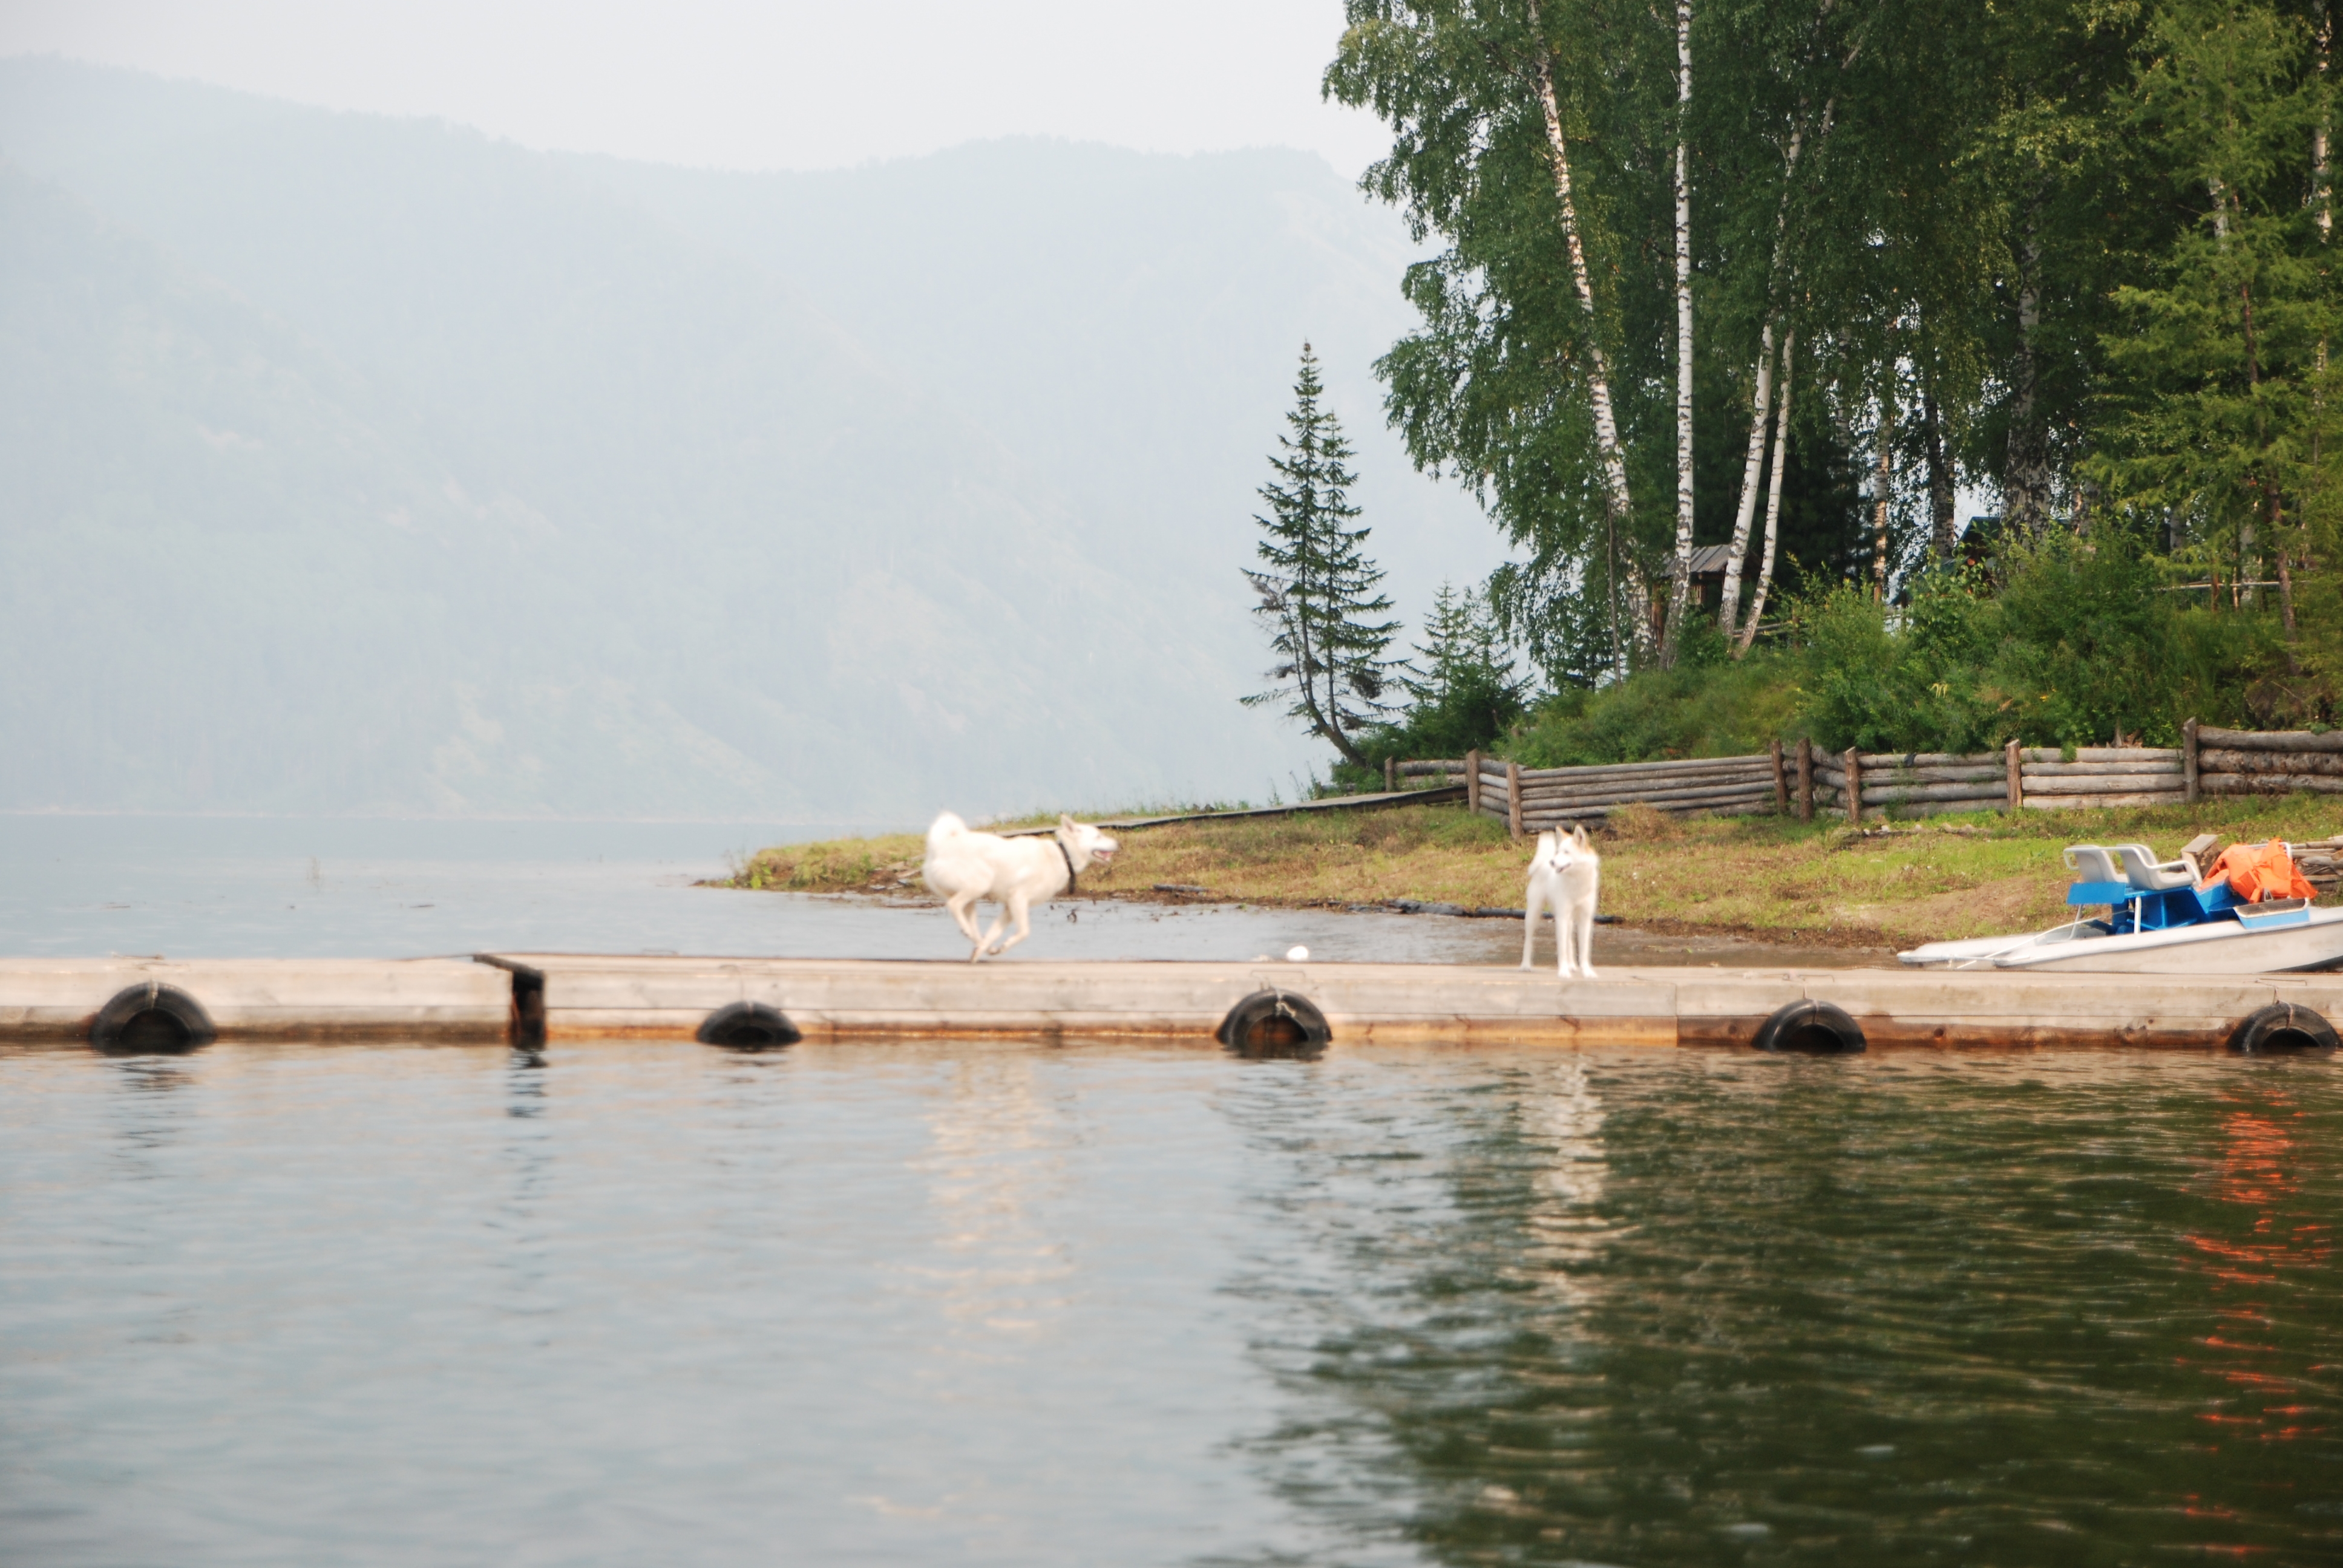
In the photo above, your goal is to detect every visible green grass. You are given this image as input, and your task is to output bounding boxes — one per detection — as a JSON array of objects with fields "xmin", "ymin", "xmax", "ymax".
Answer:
[{"xmin": 718, "ymin": 792, "xmax": 2342, "ymax": 949}]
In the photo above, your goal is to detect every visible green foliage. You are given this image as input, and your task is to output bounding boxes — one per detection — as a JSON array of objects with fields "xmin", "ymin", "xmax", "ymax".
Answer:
[
  {"xmin": 1331, "ymin": 582, "xmax": 1527, "ymax": 790},
  {"xmin": 1330, "ymin": 0, "xmax": 2341, "ymax": 711},
  {"xmin": 1391, "ymin": 582, "xmax": 1529, "ymax": 754},
  {"xmin": 1799, "ymin": 537, "xmax": 2284, "ymax": 750},
  {"xmin": 1507, "ymin": 652, "xmax": 1807, "ymax": 767},
  {"xmin": 1244, "ymin": 344, "xmax": 1402, "ymax": 768},
  {"xmin": 1800, "ymin": 567, "xmax": 2013, "ymax": 753}
]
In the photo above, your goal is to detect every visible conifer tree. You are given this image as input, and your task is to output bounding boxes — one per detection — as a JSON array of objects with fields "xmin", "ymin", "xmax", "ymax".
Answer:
[
  {"xmin": 1244, "ymin": 344, "xmax": 1401, "ymax": 767},
  {"xmin": 1396, "ymin": 582, "xmax": 1527, "ymax": 755}
]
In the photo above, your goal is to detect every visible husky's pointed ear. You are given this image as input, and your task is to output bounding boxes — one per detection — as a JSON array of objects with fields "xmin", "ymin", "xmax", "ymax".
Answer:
[
  {"xmin": 1572, "ymin": 824, "xmax": 1592, "ymax": 849},
  {"xmin": 1535, "ymin": 829, "xmax": 1558, "ymax": 852},
  {"xmin": 1059, "ymin": 812, "xmax": 1078, "ymax": 832}
]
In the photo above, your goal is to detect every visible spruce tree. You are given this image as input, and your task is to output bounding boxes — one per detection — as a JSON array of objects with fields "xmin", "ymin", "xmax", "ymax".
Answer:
[
  {"xmin": 1243, "ymin": 344, "xmax": 1400, "ymax": 768},
  {"xmin": 1397, "ymin": 583, "xmax": 1527, "ymax": 756}
]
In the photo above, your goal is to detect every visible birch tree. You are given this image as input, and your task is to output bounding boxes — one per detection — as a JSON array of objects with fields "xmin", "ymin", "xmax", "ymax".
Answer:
[{"xmin": 1660, "ymin": 0, "xmax": 1700, "ymax": 667}]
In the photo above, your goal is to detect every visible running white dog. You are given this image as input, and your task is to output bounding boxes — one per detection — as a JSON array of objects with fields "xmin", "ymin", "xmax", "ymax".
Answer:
[
  {"xmin": 1521, "ymin": 825, "xmax": 1601, "ymax": 978},
  {"xmin": 923, "ymin": 811, "xmax": 1119, "ymax": 962}
]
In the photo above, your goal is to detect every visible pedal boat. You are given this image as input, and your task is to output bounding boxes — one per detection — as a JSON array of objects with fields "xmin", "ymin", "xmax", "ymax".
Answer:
[{"xmin": 1898, "ymin": 842, "xmax": 2343, "ymax": 974}]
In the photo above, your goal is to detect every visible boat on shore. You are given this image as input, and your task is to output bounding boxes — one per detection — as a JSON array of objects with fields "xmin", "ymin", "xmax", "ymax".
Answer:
[{"xmin": 1899, "ymin": 840, "xmax": 2343, "ymax": 974}]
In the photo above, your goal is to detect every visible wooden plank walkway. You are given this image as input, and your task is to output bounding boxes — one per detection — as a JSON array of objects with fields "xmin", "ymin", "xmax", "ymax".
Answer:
[
  {"xmin": 3, "ymin": 952, "xmax": 2337, "ymax": 1053},
  {"xmin": 0, "ymin": 957, "xmax": 511, "ymax": 1042},
  {"xmin": 479, "ymin": 954, "xmax": 2343, "ymax": 1052}
]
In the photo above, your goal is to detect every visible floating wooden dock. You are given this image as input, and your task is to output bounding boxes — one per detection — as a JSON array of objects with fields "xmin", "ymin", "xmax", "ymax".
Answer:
[
  {"xmin": 7, "ymin": 953, "xmax": 2338, "ymax": 1056},
  {"xmin": 0, "ymin": 958, "xmax": 512, "ymax": 1045}
]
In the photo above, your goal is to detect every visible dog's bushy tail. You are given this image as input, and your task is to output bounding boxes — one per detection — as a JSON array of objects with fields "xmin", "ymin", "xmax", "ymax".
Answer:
[{"xmin": 926, "ymin": 811, "xmax": 968, "ymax": 854}]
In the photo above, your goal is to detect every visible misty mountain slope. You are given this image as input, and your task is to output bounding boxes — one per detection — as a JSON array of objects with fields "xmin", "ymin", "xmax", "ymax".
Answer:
[
  {"xmin": 565, "ymin": 139, "xmax": 1492, "ymax": 621},
  {"xmin": 0, "ymin": 157, "xmax": 490, "ymax": 811},
  {"xmin": 0, "ymin": 59, "xmax": 1486, "ymax": 818}
]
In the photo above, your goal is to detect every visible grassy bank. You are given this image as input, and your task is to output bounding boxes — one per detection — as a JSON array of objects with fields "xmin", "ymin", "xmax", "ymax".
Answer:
[{"xmin": 724, "ymin": 794, "xmax": 2343, "ymax": 949}]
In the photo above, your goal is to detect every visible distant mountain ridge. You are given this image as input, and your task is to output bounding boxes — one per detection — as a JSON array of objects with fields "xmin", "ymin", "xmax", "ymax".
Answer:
[{"xmin": 0, "ymin": 58, "xmax": 1496, "ymax": 819}]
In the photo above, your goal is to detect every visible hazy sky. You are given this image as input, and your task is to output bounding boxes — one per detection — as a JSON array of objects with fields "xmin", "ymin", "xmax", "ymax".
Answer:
[{"xmin": 0, "ymin": 0, "xmax": 1391, "ymax": 174}]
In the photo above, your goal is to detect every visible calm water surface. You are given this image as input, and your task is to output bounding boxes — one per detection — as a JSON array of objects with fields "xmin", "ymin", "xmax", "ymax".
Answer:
[
  {"xmin": 0, "ymin": 813, "xmax": 1885, "ymax": 965},
  {"xmin": 4, "ymin": 1040, "xmax": 2338, "ymax": 1565}
]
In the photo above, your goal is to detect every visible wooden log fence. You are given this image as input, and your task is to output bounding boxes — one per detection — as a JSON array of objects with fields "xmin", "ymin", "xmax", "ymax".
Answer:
[
  {"xmin": 2197, "ymin": 726, "xmax": 2343, "ymax": 796},
  {"xmin": 1394, "ymin": 718, "xmax": 2343, "ymax": 832}
]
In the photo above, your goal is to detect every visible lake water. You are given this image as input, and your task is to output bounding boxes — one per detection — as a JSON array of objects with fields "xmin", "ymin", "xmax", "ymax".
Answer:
[
  {"xmin": 11, "ymin": 817, "xmax": 2333, "ymax": 1564},
  {"xmin": 4, "ymin": 1040, "xmax": 2338, "ymax": 1566},
  {"xmin": 0, "ymin": 813, "xmax": 1888, "ymax": 967}
]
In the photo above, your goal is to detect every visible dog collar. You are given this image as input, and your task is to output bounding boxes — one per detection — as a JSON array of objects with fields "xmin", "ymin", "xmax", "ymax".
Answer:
[{"xmin": 1057, "ymin": 835, "xmax": 1078, "ymax": 894}]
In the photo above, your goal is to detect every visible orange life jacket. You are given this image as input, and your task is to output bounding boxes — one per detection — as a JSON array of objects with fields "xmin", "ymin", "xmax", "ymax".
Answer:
[{"xmin": 2200, "ymin": 839, "xmax": 2315, "ymax": 904}]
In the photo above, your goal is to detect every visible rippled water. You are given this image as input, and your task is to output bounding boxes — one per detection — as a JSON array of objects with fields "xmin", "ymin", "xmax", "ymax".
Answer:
[{"xmin": 5, "ymin": 1040, "xmax": 2337, "ymax": 1565}]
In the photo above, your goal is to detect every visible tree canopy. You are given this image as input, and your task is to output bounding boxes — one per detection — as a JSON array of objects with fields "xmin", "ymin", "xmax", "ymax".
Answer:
[{"xmin": 1329, "ymin": 0, "xmax": 2343, "ymax": 707}]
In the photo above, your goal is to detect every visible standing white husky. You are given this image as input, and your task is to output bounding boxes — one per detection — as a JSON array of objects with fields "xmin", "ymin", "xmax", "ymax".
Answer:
[
  {"xmin": 923, "ymin": 811, "xmax": 1119, "ymax": 962},
  {"xmin": 1521, "ymin": 825, "xmax": 1602, "ymax": 978}
]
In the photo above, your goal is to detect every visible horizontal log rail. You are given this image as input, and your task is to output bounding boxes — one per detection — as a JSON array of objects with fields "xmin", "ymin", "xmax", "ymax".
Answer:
[
  {"xmin": 1496, "ymin": 769, "xmax": 1774, "ymax": 800},
  {"xmin": 1510, "ymin": 780, "xmax": 1775, "ymax": 805},
  {"xmin": 1405, "ymin": 718, "xmax": 2342, "ymax": 832},
  {"xmin": 2201, "ymin": 773, "xmax": 2343, "ymax": 795},
  {"xmin": 2198, "ymin": 726, "xmax": 2343, "ymax": 753},
  {"xmin": 2201, "ymin": 748, "xmax": 2343, "ymax": 776}
]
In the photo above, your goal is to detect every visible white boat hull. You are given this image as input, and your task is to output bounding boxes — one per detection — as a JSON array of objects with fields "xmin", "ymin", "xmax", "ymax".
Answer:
[{"xmin": 1901, "ymin": 905, "xmax": 2343, "ymax": 974}]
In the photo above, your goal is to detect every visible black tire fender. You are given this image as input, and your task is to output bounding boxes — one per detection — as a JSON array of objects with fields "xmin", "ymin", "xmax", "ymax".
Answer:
[
  {"xmin": 2227, "ymin": 1002, "xmax": 2339, "ymax": 1056},
  {"xmin": 91, "ymin": 982, "xmax": 216, "ymax": 1053},
  {"xmin": 1217, "ymin": 990, "xmax": 1330, "ymax": 1059},
  {"xmin": 1751, "ymin": 999, "xmax": 1866, "ymax": 1055},
  {"xmin": 696, "ymin": 1001, "xmax": 801, "ymax": 1050}
]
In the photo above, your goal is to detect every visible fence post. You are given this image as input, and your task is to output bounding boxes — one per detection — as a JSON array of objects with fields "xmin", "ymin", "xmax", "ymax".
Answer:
[
  {"xmin": 2183, "ymin": 716, "xmax": 2200, "ymax": 804},
  {"xmin": 1385, "ymin": 757, "xmax": 1395, "ymax": 794},
  {"xmin": 1506, "ymin": 760, "xmax": 1524, "ymax": 840},
  {"xmin": 2004, "ymin": 738, "xmax": 2022, "ymax": 815},
  {"xmin": 1797, "ymin": 739, "xmax": 1814, "ymax": 823},
  {"xmin": 1769, "ymin": 739, "xmax": 1788, "ymax": 815},
  {"xmin": 1844, "ymin": 748, "xmax": 1864, "ymax": 824},
  {"xmin": 1466, "ymin": 750, "xmax": 1481, "ymax": 817}
]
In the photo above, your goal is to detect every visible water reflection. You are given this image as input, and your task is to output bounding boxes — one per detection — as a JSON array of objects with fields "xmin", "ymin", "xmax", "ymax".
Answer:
[
  {"xmin": 106, "ymin": 1053, "xmax": 195, "ymax": 1169},
  {"xmin": 6, "ymin": 1044, "xmax": 2342, "ymax": 1566},
  {"xmin": 2181, "ymin": 1080, "xmax": 2337, "ymax": 1465},
  {"xmin": 1232, "ymin": 1053, "xmax": 2343, "ymax": 1566},
  {"xmin": 904, "ymin": 1055, "xmax": 1079, "ymax": 1344},
  {"xmin": 1509, "ymin": 1060, "xmax": 1610, "ymax": 1307}
]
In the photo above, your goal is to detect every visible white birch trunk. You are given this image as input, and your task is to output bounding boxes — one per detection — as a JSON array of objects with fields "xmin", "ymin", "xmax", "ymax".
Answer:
[
  {"xmin": 2318, "ymin": 15, "xmax": 2330, "ymax": 406},
  {"xmin": 1719, "ymin": 48, "xmax": 1826, "ymax": 641},
  {"xmin": 1527, "ymin": 1, "xmax": 1647, "ymax": 665},
  {"xmin": 1660, "ymin": 0, "xmax": 1697, "ymax": 667},
  {"xmin": 1870, "ymin": 396, "xmax": 1894, "ymax": 601},
  {"xmin": 1718, "ymin": 320, "xmax": 1775, "ymax": 642},
  {"xmin": 2319, "ymin": 13, "xmax": 2333, "ymax": 242},
  {"xmin": 1737, "ymin": 327, "xmax": 1796, "ymax": 653}
]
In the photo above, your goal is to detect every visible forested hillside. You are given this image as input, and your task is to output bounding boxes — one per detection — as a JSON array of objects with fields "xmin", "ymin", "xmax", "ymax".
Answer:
[
  {"xmin": 1316, "ymin": 0, "xmax": 2337, "ymax": 764},
  {"xmin": 0, "ymin": 59, "xmax": 1492, "ymax": 818}
]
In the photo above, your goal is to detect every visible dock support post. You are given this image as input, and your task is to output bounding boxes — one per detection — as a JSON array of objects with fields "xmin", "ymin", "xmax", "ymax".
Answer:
[
  {"xmin": 2005, "ymin": 738, "xmax": 2022, "ymax": 815},
  {"xmin": 1844, "ymin": 748, "xmax": 1864, "ymax": 823},
  {"xmin": 1466, "ymin": 750, "xmax": 1482, "ymax": 817},
  {"xmin": 1769, "ymin": 739, "xmax": 1788, "ymax": 815},
  {"xmin": 1506, "ymin": 760, "xmax": 1524, "ymax": 840},
  {"xmin": 2183, "ymin": 717, "xmax": 2200, "ymax": 804},
  {"xmin": 1796, "ymin": 739, "xmax": 1813, "ymax": 823}
]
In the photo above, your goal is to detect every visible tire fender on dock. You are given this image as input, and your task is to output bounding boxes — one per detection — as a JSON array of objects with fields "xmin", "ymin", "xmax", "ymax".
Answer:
[
  {"xmin": 90, "ymin": 982, "xmax": 216, "ymax": 1053},
  {"xmin": 1751, "ymin": 999, "xmax": 1867, "ymax": 1055},
  {"xmin": 696, "ymin": 1001, "xmax": 801, "ymax": 1050},
  {"xmin": 1217, "ymin": 990, "xmax": 1329, "ymax": 1059},
  {"xmin": 2227, "ymin": 1002, "xmax": 2339, "ymax": 1056}
]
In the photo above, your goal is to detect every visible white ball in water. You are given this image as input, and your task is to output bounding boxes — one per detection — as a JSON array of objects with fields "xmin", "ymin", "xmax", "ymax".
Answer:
[{"xmin": 1285, "ymin": 945, "xmax": 1310, "ymax": 962}]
